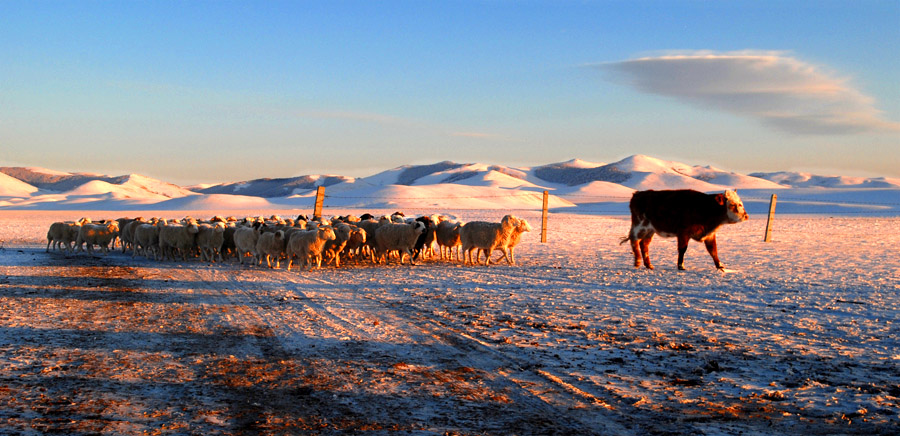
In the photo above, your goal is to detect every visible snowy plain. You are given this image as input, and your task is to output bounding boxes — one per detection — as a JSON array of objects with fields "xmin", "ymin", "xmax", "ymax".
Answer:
[
  {"xmin": 0, "ymin": 155, "xmax": 898, "ymax": 434},
  {"xmin": 0, "ymin": 206, "xmax": 897, "ymax": 435}
]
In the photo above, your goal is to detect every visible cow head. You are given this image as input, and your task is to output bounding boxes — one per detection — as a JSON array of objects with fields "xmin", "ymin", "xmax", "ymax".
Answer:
[{"xmin": 720, "ymin": 190, "xmax": 749, "ymax": 223}]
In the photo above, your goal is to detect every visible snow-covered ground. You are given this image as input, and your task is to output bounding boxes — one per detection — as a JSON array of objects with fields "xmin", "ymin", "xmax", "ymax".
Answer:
[{"xmin": 0, "ymin": 209, "xmax": 897, "ymax": 435}]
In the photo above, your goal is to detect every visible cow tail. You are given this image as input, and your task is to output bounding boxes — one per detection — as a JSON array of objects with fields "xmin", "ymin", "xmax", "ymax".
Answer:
[{"xmin": 619, "ymin": 235, "xmax": 631, "ymax": 245}]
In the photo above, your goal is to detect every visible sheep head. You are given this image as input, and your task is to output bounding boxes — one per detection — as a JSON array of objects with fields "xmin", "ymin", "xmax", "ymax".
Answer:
[
  {"xmin": 517, "ymin": 219, "xmax": 532, "ymax": 233},
  {"xmin": 351, "ymin": 228, "xmax": 366, "ymax": 244},
  {"xmin": 335, "ymin": 224, "xmax": 353, "ymax": 240},
  {"xmin": 501, "ymin": 215, "xmax": 519, "ymax": 229},
  {"xmin": 318, "ymin": 226, "xmax": 337, "ymax": 241}
]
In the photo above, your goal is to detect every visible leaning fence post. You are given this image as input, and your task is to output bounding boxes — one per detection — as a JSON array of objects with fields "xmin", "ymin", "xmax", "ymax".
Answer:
[
  {"xmin": 541, "ymin": 190, "xmax": 549, "ymax": 243},
  {"xmin": 764, "ymin": 194, "xmax": 777, "ymax": 242},
  {"xmin": 313, "ymin": 186, "xmax": 325, "ymax": 220}
]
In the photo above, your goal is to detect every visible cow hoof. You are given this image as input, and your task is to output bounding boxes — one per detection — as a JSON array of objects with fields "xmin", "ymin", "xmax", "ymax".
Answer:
[{"xmin": 678, "ymin": 265, "xmax": 686, "ymax": 271}]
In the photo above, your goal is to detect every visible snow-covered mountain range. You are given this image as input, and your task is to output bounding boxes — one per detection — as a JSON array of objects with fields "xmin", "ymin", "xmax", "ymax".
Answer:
[{"xmin": 1, "ymin": 155, "xmax": 898, "ymax": 214}]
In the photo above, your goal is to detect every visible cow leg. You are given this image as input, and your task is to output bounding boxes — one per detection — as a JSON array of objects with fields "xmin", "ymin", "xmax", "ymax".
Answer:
[
  {"xmin": 629, "ymin": 237, "xmax": 642, "ymax": 268},
  {"xmin": 704, "ymin": 237, "xmax": 723, "ymax": 270},
  {"xmin": 677, "ymin": 234, "xmax": 690, "ymax": 270},
  {"xmin": 639, "ymin": 236, "xmax": 653, "ymax": 270}
]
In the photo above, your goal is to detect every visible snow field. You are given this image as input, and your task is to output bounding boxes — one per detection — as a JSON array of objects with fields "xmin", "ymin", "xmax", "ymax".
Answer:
[{"xmin": 0, "ymin": 210, "xmax": 897, "ymax": 434}]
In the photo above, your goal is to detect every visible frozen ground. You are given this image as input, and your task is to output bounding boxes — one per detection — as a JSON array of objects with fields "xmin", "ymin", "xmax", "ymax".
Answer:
[{"xmin": 0, "ymin": 210, "xmax": 897, "ymax": 435}]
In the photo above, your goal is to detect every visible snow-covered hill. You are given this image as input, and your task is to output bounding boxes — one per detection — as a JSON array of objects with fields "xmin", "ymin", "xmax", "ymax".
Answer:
[
  {"xmin": 0, "ymin": 156, "xmax": 897, "ymax": 214},
  {"xmin": 0, "ymin": 172, "xmax": 39, "ymax": 197},
  {"xmin": 192, "ymin": 175, "xmax": 353, "ymax": 197},
  {"xmin": 750, "ymin": 171, "xmax": 900, "ymax": 189}
]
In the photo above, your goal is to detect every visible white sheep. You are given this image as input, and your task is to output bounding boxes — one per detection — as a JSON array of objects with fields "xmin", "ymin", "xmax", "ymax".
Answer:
[
  {"xmin": 356, "ymin": 218, "xmax": 386, "ymax": 262},
  {"xmin": 158, "ymin": 220, "xmax": 200, "ymax": 261},
  {"xmin": 119, "ymin": 217, "xmax": 147, "ymax": 253},
  {"xmin": 197, "ymin": 221, "xmax": 227, "ymax": 263},
  {"xmin": 436, "ymin": 220, "xmax": 464, "ymax": 261},
  {"xmin": 256, "ymin": 230, "xmax": 286, "ymax": 269},
  {"xmin": 133, "ymin": 221, "xmax": 163, "ymax": 260},
  {"xmin": 373, "ymin": 221, "xmax": 426, "ymax": 265},
  {"xmin": 75, "ymin": 221, "xmax": 120, "ymax": 256},
  {"xmin": 281, "ymin": 223, "xmax": 308, "ymax": 246},
  {"xmin": 322, "ymin": 223, "xmax": 357, "ymax": 268},
  {"xmin": 459, "ymin": 215, "xmax": 518, "ymax": 266},
  {"xmin": 390, "ymin": 212, "xmax": 406, "ymax": 223},
  {"xmin": 286, "ymin": 226, "xmax": 337, "ymax": 271},
  {"xmin": 46, "ymin": 220, "xmax": 87, "ymax": 254},
  {"xmin": 486, "ymin": 217, "xmax": 532, "ymax": 265},
  {"xmin": 232, "ymin": 224, "xmax": 262, "ymax": 265}
]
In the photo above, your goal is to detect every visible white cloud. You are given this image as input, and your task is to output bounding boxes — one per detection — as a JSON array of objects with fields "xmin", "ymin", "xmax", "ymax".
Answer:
[{"xmin": 598, "ymin": 51, "xmax": 900, "ymax": 135}]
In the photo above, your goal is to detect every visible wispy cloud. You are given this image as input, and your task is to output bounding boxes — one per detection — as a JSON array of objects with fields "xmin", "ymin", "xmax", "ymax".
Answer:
[{"xmin": 597, "ymin": 51, "xmax": 900, "ymax": 135}]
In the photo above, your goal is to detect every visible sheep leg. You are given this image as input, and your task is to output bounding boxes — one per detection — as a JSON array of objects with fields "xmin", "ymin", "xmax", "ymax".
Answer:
[
  {"xmin": 480, "ymin": 248, "xmax": 491, "ymax": 266},
  {"xmin": 501, "ymin": 247, "xmax": 513, "ymax": 265}
]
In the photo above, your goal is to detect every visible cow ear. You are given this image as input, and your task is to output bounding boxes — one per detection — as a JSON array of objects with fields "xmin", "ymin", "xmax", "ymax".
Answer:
[{"xmin": 715, "ymin": 194, "xmax": 725, "ymax": 205}]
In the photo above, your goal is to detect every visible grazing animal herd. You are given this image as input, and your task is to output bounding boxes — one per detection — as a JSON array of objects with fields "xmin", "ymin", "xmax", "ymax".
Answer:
[
  {"xmin": 44, "ymin": 189, "xmax": 750, "ymax": 271},
  {"xmin": 45, "ymin": 211, "xmax": 533, "ymax": 269}
]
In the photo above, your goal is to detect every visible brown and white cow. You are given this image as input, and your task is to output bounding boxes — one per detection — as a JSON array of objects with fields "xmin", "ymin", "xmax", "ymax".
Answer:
[{"xmin": 622, "ymin": 189, "xmax": 749, "ymax": 270}]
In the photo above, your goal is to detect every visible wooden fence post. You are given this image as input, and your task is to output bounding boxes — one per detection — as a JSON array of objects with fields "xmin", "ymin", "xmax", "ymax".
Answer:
[
  {"xmin": 764, "ymin": 194, "xmax": 777, "ymax": 242},
  {"xmin": 541, "ymin": 190, "xmax": 548, "ymax": 243},
  {"xmin": 313, "ymin": 186, "xmax": 325, "ymax": 220}
]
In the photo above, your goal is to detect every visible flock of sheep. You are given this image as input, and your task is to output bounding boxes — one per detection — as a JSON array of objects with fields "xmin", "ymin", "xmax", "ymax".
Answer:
[{"xmin": 44, "ymin": 212, "xmax": 533, "ymax": 270}]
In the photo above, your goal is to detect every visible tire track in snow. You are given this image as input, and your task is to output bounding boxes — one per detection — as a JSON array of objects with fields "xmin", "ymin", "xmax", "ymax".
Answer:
[
  {"xmin": 198, "ymin": 265, "xmax": 612, "ymax": 434},
  {"xmin": 346, "ymin": 277, "xmax": 638, "ymax": 435},
  {"xmin": 212, "ymin": 264, "xmax": 627, "ymax": 434},
  {"xmin": 364, "ymin": 262, "xmax": 722, "ymax": 434}
]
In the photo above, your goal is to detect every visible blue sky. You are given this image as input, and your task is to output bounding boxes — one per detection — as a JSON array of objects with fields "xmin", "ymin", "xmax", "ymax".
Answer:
[{"xmin": 2, "ymin": 1, "xmax": 898, "ymax": 185}]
